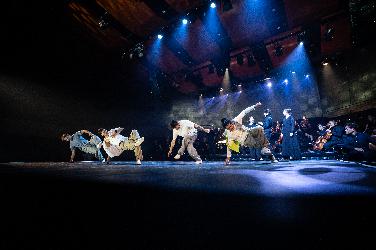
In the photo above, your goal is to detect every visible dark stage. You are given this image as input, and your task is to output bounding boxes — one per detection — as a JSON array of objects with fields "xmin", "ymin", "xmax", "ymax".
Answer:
[{"xmin": 1, "ymin": 160, "xmax": 376, "ymax": 249}]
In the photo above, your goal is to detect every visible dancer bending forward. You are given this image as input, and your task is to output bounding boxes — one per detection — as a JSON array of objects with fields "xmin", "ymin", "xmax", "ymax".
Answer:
[
  {"xmin": 221, "ymin": 102, "xmax": 278, "ymax": 165},
  {"xmin": 61, "ymin": 130, "xmax": 104, "ymax": 162},
  {"xmin": 98, "ymin": 127, "xmax": 144, "ymax": 165},
  {"xmin": 168, "ymin": 120, "xmax": 210, "ymax": 164}
]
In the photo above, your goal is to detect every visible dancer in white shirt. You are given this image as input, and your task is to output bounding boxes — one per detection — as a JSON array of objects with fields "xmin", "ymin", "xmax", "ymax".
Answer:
[
  {"xmin": 98, "ymin": 127, "xmax": 144, "ymax": 165},
  {"xmin": 168, "ymin": 120, "xmax": 210, "ymax": 164}
]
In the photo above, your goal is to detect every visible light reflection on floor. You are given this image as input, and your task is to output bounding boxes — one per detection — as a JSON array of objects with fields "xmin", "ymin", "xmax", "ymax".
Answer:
[{"xmin": 3, "ymin": 160, "xmax": 376, "ymax": 196}]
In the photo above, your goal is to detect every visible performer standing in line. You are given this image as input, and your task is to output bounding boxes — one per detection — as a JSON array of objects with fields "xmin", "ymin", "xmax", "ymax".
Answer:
[
  {"xmin": 281, "ymin": 109, "xmax": 301, "ymax": 160},
  {"xmin": 61, "ymin": 130, "xmax": 105, "ymax": 163},
  {"xmin": 98, "ymin": 127, "xmax": 144, "ymax": 165},
  {"xmin": 246, "ymin": 116, "xmax": 263, "ymax": 161},
  {"xmin": 263, "ymin": 109, "xmax": 273, "ymax": 141},
  {"xmin": 221, "ymin": 102, "xmax": 278, "ymax": 165},
  {"xmin": 168, "ymin": 120, "xmax": 210, "ymax": 164}
]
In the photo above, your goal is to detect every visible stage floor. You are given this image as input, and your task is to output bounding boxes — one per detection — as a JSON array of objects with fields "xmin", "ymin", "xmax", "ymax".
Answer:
[
  {"xmin": 1, "ymin": 159, "xmax": 376, "ymax": 249},
  {"xmin": 2, "ymin": 159, "xmax": 376, "ymax": 196}
]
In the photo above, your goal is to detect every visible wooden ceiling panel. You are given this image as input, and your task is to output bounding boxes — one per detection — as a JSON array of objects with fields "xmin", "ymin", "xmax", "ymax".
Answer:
[
  {"xmin": 174, "ymin": 19, "xmax": 221, "ymax": 64},
  {"xmin": 68, "ymin": 2, "xmax": 125, "ymax": 48},
  {"xmin": 165, "ymin": 0, "xmax": 203, "ymax": 13},
  {"xmin": 145, "ymin": 42, "xmax": 187, "ymax": 73},
  {"xmin": 229, "ymin": 56, "xmax": 262, "ymax": 79},
  {"xmin": 96, "ymin": 0, "xmax": 166, "ymax": 37},
  {"xmin": 321, "ymin": 15, "xmax": 352, "ymax": 56},
  {"xmin": 219, "ymin": 0, "xmax": 271, "ymax": 48},
  {"xmin": 284, "ymin": 0, "xmax": 341, "ymax": 28},
  {"xmin": 177, "ymin": 80, "xmax": 198, "ymax": 93}
]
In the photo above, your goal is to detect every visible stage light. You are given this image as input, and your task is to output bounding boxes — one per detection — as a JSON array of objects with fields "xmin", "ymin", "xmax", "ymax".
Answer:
[
  {"xmin": 300, "ymin": 42, "xmax": 304, "ymax": 45},
  {"xmin": 98, "ymin": 18, "xmax": 109, "ymax": 29},
  {"xmin": 210, "ymin": 2, "xmax": 216, "ymax": 8},
  {"xmin": 324, "ymin": 27, "xmax": 335, "ymax": 41},
  {"xmin": 291, "ymin": 71, "xmax": 296, "ymax": 74},
  {"xmin": 322, "ymin": 62, "xmax": 328, "ymax": 66},
  {"xmin": 126, "ymin": 42, "xmax": 144, "ymax": 60},
  {"xmin": 267, "ymin": 82, "xmax": 272, "ymax": 88},
  {"xmin": 182, "ymin": 19, "xmax": 188, "ymax": 25},
  {"xmin": 225, "ymin": 68, "xmax": 228, "ymax": 71},
  {"xmin": 157, "ymin": 34, "xmax": 163, "ymax": 39},
  {"xmin": 305, "ymin": 74, "xmax": 310, "ymax": 78},
  {"xmin": 238, "ymin": 84, "xmax": 242, "ymax": 87},
  {"xmin": 283, "ymin": 79, "xmax": 288, "ymax": 84},
  {"xmin": 220, "ymin": 88, "xmax": 223, "ymax": 91},
  {"xmin": 239, "ymin": 91, "xmax": 242, "ymax": 93},
  {"xmin": 98, "ymin": 12, "xmax": 110, "ymax": 29}
]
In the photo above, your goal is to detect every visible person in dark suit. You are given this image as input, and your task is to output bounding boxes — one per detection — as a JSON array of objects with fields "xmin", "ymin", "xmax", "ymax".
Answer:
[
  {"xmin": 323, "ymin": 120, "xmax": 344, "ymax": 150},
  {"xmin": 342, "ymin": 123, "xmax": 376, "ymax": 161},
  {"xmin": 281, "ymin": 109, "xmax": 301, "ymax": 160},
  {"xmin": 263, "ymin": 109, "xmax": 273, "ymax": 141}
]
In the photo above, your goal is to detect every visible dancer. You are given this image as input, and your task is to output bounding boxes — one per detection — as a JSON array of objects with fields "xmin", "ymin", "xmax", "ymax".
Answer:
[
  {"xmin": 168, "ymin": 120, "xmax": 210, "ymax": 164},
  {"xmin": 61, "ymin": 130, "xmax": 105, "ymax": 162},
  {"xmin": 98, "ymin": 127, "xmax": 144, "ymax": 165},
  {"xmin": 281, "ymin": 109, "xmax": 301, "ymax": 160},
  {"xmin": 221, "ymin": 102, "xmax": 278, "ymax": 165}
]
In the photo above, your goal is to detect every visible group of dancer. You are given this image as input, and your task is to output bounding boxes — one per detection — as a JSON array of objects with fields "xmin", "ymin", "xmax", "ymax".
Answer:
[
  {"xmin": 61, "ymin": 128, "xmax": 144, "ymax": 164},
  {"xmin": 61, "ymin": 102, "xmax": 302, "ymax": 165}
]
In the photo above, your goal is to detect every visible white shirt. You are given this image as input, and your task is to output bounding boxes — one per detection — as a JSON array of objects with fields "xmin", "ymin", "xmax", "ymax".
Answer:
[
  {"xmin": 103, "ymin": 142, "xmax": 123, "ymax": 158},
  {"xmin": 172, "ymin": 120, "xmax": 197, "ymax": 140},
  {"xmin": 108, "ymin": 134, "xmax": 126, "ymax": 146},
  {"xmin": 103, "ymin": 132, "xmax": 126, "ymax": 158}
]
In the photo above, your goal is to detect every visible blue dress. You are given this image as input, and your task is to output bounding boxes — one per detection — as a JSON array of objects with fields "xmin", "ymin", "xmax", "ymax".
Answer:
[{"xmin": 282, "ymin": 116, "xmax": 301, "ymax": 160}]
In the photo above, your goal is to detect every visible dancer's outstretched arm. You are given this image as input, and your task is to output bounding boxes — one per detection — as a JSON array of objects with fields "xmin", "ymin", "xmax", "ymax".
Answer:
[
  {"xmin": 194, "ymin": 123, "xmax": 210, "ymax": 133},
  {"xmin": 109, "ymin": 127, "xmax": 124, "ymax": 136},
  {"xmin": 233, "ymin": 102, "xmax": 262, "ymax": 124}
]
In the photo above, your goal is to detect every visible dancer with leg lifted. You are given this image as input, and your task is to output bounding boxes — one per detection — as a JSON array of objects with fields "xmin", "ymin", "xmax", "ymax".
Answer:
[
  {"xmin": 61, "ymin": 130, "xmax": 105, "ymax": 163},
  {"xmin": 221, "ymin": 102, "xmax": 278, "ymax": 165},
  {"xmin": 98, "ymin": 127, "xmax": 144, "ymax": 165}
]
